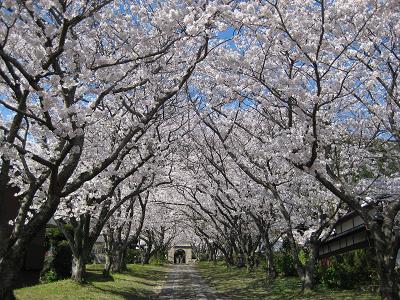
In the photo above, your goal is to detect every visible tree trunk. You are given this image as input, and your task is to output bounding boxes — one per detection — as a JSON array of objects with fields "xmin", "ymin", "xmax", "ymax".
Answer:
[
  {"xmin": 0, "ymin": 254, "xmax": 21, "ymax": 300},
  {"xmin": 302, "ymin": 243, "xmax": 319, "ymax": 293},
  {"xmin": 0, "ymin": 288, "xmax": 15, "ymax": 300},
  {"xmin": 224, "ymin": 256, "xmax": 233, "ymax": 268},
  {"xmin": 103, "ymin": 252, "xmax": 112, "ymax": 277},
  {"xmin": 0, "ymin": 238, "xmax": 28, "ymax": 300},
  {"xmin": 111, "ymin": 249, "xmax": 126, "ymax": 272},
  {"xmin": 207, "ymin": 244, "xmax": 215, "ymax": 262},
  {"xmin": 244, "ymin": 249, "xmax": 256, "ymax": 273},
  {"xmin": 207, "ymin": 250, "xmax": 213, "ymax": 262},
  {"xmin": 372, "ymin": 228, "xmax": 400, "ymax": 300},
  {"xmin": 222, "ymin": 250, "xmax": 234, "ymax": 267},
  {"xmin": 0, "ymin": 190, "xmax": 61, "ymax": 299},
  {"xmin": 246, "ymin": 257, "xmax": 255, "ymax": 273},
  {"xmin": 219, "ymin": 245, "xmax": 234, "ymax": 267},
  {"xmin": 377, "ymin": 264, "xmax": 399, "ymax": 300},
  {"xmin": 142, "ymin": 248, "xmax": 151, "ymax": 264},
  {"xmin": 275, "ymin": 195, "xmax": 305, "ymax": 280},
  {"xmin": 265, "ymin": 246, "xmax": 277, "ymax": 279},
  {"xmin": 236, "ymin": 254, "xmax": 244, "ymax": 268},
  {"xmin": 285, "ymin": 230, "xmax": 305, "ymax": 280},
  {"xmin": 71, "ymin": 255, "xmax": 86, "ymax": 283},
  {"xmin": 302, "ymin": 268, "xmax": 314, "ymax": 293}
]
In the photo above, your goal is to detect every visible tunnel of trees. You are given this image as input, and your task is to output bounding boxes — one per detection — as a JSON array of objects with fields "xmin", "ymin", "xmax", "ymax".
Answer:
[{"xmin": 0, "ymin": 1, "xmax": 399, "ymax": 300}]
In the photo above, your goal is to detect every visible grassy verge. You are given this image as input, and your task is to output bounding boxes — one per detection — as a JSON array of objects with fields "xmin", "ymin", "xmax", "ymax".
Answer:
[
  {"xmin": 15, "ymin": 263, "xmax": 170, "ymax": 300},
  {"xmin": 196, "ymin": 261, "xmax": 380, "ymax": 300}
]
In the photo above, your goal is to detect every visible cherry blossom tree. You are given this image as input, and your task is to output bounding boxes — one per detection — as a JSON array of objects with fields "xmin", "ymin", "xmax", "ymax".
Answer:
[
  {"xmin": 139, "ymin": 195, "xmax": 180, "ymax": 264},
  {"xmin": 192, "ymin": 1, "xmax": 400, "ymax": 298},
  {"xmin": 1, "ymin": 1, "xmax": 398, "ymax": 299},
  {"xmin": 54, "ymin": 102, "xmax": 181, "ymax": 282},
  {"xmin": 168, "ymin": 121, "xmax": 268, "ymax": 271},
  {"xmin": 0, "ymin": 0, "xmax": 214, "ymax": 297},
  {"xmin": 55, "ymin": 175, "xmax": 154, "ymax": 282},
  {"xmin": 187, "ymin": 100, "xmax": 341, "ymax": 289},
  {"xmin": 102, "ymin": 191, "xmax": 148, "ymax": 276}
]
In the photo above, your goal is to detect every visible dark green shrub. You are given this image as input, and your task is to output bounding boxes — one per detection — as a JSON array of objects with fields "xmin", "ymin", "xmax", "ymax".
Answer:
[
  {"xmin": 40, "ymin": 253, "xmax": 55, "ymax": 282},
  {"xmin": 274, "ymin": 251, "xmax": 297, "ymax": 276},
  {"xmin": 40, "ymin": 270, "xmax": 58, "ymax": 283},
  {"xmin": 318, "ymin": 248, "xmax": 377, "ymax": 289},
  {"xmin": 274, "ymin": 238, "xmax": 297, "ymax": 276},
  {"xmin": 256, "ymin": 253, "xmax": 267, "ymax": 270},
  {"xmin": 320, "ymin": 263, "xmax": 355, "ymax": 289},
  {"xmin": 44, "ymin": 225, "xmax": 72, "ymax": 249},
  {"xmin": 40, "ymin": 226, "xmax": 73, "ymax": 281},
  {"xmin": 126, "ymin": 248, "xmax": 141, "ymax": 264},
  {"xmin": 194, "ymin": 252, "xmax": 209, "ymax": 262},
  {"xmin": 53, "ymin": 240, "xmax": 72, "ymax": 278},
  {"xmin": 149, "ymin": 251, "xmax": 168, "ymax": 265}
]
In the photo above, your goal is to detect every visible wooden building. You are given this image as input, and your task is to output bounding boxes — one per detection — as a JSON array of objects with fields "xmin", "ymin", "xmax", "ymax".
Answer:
[
  {"xmin": 319, "ymin": 205, "xmax": 400, "ymax": 266},
  {"xmin": 319, "ymin": 208, "xmax": 373, "ymax": 258}
]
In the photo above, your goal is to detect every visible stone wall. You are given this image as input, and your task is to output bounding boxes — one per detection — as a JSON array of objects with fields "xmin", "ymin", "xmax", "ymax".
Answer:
[{"xmin": 168, "ymin": 245, "xmax": 193, "ymax": 264}]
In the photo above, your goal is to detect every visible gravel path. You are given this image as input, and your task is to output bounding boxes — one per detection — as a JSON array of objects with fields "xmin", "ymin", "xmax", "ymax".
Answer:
[{"xmin": 158, "ymin": 264, "xmax": 221, "ymax": 300}]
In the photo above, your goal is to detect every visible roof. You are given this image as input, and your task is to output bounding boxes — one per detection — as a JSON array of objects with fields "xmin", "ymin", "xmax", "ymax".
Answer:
[{"xmin": 171, "ymin": 242, "xmax": 192, "ymax": 248}]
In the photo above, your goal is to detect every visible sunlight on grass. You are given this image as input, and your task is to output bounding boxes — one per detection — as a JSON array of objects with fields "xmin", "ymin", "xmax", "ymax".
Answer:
[
  {"xmin": 15, "ymin": 264, "xmax": 170, "ymax": 300},
  {"xmin": 196, "ymin": 261, "xmax": 380, "ymax": 300}
]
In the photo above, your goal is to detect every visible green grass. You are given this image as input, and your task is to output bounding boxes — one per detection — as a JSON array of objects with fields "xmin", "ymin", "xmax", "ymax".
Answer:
[
  {"xmin": 196, "ymin": 261, "xmax": 380, "ymax": 300},
  {"xmin": 15, "ymin": 263, "xmax": 170, "ymax": 300}
]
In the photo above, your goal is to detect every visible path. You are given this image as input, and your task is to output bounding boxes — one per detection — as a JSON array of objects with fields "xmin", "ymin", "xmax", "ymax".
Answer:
[{"xmin": 158, "ymin": 264, "xmax": 222, "ymax": 300}]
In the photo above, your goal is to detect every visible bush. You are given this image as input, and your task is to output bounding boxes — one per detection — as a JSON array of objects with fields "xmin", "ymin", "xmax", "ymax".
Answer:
[
  {"xmin": 40, "ymin": 253, "xmax": 55, "ymax": 282},
  {"xmin": 53, "ymin": 240, "xmax": 72, "ymax": 278},
  {"xmin": 40, "ymin": 226, "xmax": 72, "ymax": 282},
  {"xmin": 40, "ymin": 270, "xmax": 58, "ymax": 283},
  {"xmin": 44, "ymin": 226, "xmax": 72, "ymax": 250},
  {"xmin": 318, "ymin": 248, "xmax": 378, "ymax": 289},
  {"xmin": 126, "ymin": 248, "xmax": 141, "ymax": 264},
  {"xmin": 149, "ymin": 251, "xmax": 168, "ymax": 265},
  {"xmin": 320, "ymin": 263, "xmax": 355, "ymax": 289},
  {"xmin": 256, "ymin": 253, "xmax": 267, "ymax": 270},
  {"xmin": 275, "ymin": 251, "xmax": 297, "ymax": 276},
  {"xmin": 274, "ymin": 238, "xmax": 297, "ymax": 276}
]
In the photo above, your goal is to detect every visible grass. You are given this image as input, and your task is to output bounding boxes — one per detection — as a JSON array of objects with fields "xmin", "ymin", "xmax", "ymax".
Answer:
[
  {"xmin": 196, "ymin": 261, "xmax": 380, "ymax": 300},
  {"xmin": 15, "ymin": 263, "xmax": 170, "ymax": 300}
]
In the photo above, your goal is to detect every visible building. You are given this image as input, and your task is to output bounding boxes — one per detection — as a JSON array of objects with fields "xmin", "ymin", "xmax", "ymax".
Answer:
[
  {"xmin": 92, "ymin": 235, "xmax": 106, "ymax": 263},
  {"xmin": 167, "ymin": 242, "xmax": 194, "ymax": 264},
  {"xmin": 319, "ymin": 208, "xmax": 373, "ymax": 258},
  {"xmin": 319, "ymin": 205, "xmax": 400, "ymax": 267}
]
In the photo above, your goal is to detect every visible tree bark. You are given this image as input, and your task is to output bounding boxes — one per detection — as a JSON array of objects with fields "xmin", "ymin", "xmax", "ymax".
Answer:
[
  {"xmin": 103, "ymin": 252, "xmax": 112, "ymax": 277},
  {"xmin": 286, "ymin": 230, "xmax": 305, "ymax": 279},
  {"xmin": 142, "ymin": 254, "xmax": 151, "ymax": 264},
  {"xmin": 111, "ymin": 249, "xmax": 126, "ymax": 273},
  {"xmin": 302, "ymin": 243, "xmax": 319, "ymax": 293},
  {"xmin": 236, "ymin": 253, "xmax": 245, "ymax": 268},
  {"xmin": 71, "ymin": 255, "xmax": 86, "ymax": 283},
  {"xmin": 59, "ymin": 212, "xmax": 104, "ymax": 283},
  {"xmin": 221, "ymin": 246, "xmax": 235, "ymax": 267},
  {"xmin": 0, "ymin": 192, "xmax": 54, "ymax": 300},
  {"xmin": 265, "ymin": 245, "xmax": 277, "ymax": 278},
  {"xmin": 0, "ymin": 249, "xmax": 24, "ymax": 300},
  {"xmin": 371, "ymin": 227, "xmax": 400, "ymax": 300},
  {"xmin": 246, "ymin": 257, "xmax": 255, "ymax": 273},
  {"xmin": 0, "ymin": 288, "xmax": 15, "ymax": 300}
]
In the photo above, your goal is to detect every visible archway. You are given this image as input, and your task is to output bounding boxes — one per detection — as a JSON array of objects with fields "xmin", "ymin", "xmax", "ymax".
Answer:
[{"xmin": 174, "ymin": 249, "xmax": 186, "ymax": 264}]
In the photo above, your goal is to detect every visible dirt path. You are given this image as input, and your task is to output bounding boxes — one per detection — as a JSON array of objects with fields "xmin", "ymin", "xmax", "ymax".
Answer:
[{"xmin": 158, "ymin": 264, "xmax": 221, "ymax": 300}]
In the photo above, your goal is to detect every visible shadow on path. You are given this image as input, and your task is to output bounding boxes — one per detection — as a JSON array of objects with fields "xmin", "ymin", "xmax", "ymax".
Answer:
[{"xmin": 158, "ymin": 264, "xmax": 226, "ymax": 300}]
